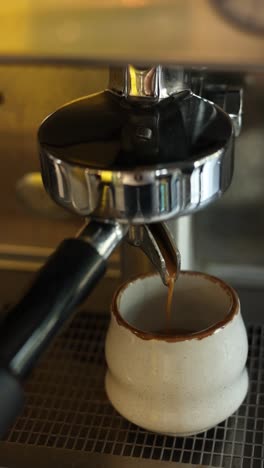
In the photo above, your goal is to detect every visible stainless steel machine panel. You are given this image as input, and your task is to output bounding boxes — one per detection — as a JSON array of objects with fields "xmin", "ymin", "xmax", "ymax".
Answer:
[{"xmin": 0, "ymin": 1, "xmax": 264, "ymax": 68}]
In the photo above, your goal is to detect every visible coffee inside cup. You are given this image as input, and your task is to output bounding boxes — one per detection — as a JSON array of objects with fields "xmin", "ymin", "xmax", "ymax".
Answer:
[
  {"xmin": 152, "ymin": 328, "xmax": 196, "ymax": 336},
  {"xmin": 116, "ymin": 273, "xmax": 233, "ymax": 337}
]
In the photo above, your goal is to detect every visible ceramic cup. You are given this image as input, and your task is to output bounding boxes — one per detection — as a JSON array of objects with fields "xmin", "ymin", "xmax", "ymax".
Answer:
[{"xmin": 105, "ymin": 271, "xmax": 249, "ymax": 436}]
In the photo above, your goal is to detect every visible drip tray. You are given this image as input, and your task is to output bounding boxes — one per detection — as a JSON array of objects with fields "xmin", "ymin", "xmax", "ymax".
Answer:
[{"xmin": 0, "ymin": 311, "xmax": 263, "ymax": 468}]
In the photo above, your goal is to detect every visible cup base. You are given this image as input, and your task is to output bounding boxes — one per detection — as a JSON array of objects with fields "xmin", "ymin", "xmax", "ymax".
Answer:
[{"xmin": 105, "ymin": 368, "xmax": 249, "ymax": 437}]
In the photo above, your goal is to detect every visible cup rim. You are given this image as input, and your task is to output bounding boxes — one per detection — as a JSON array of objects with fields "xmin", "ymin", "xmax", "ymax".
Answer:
[{"xmin": 111, "ymin": 271, "xmax": 240, "ymax": 342}]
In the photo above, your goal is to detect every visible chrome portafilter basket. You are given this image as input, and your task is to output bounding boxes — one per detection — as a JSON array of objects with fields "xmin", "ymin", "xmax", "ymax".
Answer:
[
  {"xmin": 39, "ymin": 66, "xmax": 235, "ymax": 282},
  {"xmin": 39, "ymin": 79, "xmax": 234, "ymax": 224}
]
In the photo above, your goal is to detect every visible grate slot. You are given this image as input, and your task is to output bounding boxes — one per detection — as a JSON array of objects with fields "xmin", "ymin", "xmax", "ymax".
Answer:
[{"xmin": 2, "ymin": 312, "xmax": 264, "ymax": 468}]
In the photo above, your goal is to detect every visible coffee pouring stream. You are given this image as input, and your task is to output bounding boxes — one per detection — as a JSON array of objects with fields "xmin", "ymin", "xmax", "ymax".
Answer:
[
  {"xmin": 128, "ymin": 223, "xmax": 181, "ymax": 325},
  {"xmin": 0, "ymin": 66, "xmax": 239, "ymax": 436}
]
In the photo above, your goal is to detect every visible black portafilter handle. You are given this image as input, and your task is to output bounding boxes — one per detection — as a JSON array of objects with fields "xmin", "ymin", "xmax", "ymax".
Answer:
[{"xmin": 0, "ymin": 221, "xmax": 125, "ymax": 437}]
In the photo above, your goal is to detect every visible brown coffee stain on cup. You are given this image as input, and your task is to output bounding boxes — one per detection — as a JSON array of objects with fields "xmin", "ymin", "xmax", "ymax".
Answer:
[{"xmin": 113, "ymin": 271, "xmax": 238, "ymax": 342}]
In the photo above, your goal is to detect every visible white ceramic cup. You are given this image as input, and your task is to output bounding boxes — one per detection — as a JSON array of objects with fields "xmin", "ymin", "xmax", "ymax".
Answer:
[{"xmin": 105, "ymin": 271, "xmax": 249, "ymax": 436}]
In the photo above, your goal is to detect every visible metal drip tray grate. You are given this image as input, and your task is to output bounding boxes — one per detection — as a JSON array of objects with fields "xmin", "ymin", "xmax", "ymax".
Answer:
[{"xmin": 2, "ymin": 312, "xmax": 264, "ymax": 468}]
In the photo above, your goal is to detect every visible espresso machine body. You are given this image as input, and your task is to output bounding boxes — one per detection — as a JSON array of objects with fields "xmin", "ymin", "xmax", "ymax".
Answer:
[{"xmin": 0, "ymin": 1, "xmax": 264, "ymax": 467}]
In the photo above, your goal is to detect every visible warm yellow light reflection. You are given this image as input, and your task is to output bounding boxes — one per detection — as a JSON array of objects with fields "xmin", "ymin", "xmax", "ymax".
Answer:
[
  {"xmin": 120, "ymin": 0, "xmax": 148, "ymax": 6},
  {"xmin": 0, "ymin": 0, "xmax": 263, "ymax": 68},
  {"xmin": 101, "ymin": 171, "xmax": 113, "ymax": 184},
  {"xmin": 0, "ymin": 0, "xmax": 160, "ymax": 10}
]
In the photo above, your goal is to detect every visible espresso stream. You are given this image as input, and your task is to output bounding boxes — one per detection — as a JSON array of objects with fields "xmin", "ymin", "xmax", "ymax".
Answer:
[
  {"xmin": 154, "ymin": 229, "xmax": 194, "ymax": 336},
  {"xmin": 153, "ymin": 230, "xmax": 178, "ymax": 334},
  {"xmin": 157, "ymin": 276, "xmax": 194, "ymax": 336}
]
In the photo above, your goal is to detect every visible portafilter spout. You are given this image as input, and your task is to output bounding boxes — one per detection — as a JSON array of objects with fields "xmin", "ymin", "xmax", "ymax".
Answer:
[{"xmin": 128, "ymin": 223, "xmax": 181, "ymax": 286}]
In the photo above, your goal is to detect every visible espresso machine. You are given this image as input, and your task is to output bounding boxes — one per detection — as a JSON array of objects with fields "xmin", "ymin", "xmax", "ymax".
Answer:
[{"xmin": 0, "ymin": 1, "xmax": 263, "ymax": 467}]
